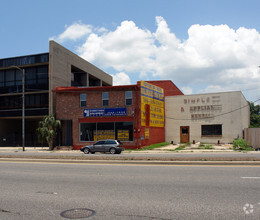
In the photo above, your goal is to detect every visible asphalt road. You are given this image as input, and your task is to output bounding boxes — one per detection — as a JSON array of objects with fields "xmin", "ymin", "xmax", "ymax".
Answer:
[{"xmin": 0, "ymin": 162, "xmax": 260, "ymax": 220}]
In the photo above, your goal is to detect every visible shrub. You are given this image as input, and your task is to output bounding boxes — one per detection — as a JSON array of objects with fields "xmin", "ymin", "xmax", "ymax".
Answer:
[{"xmin": 233, "ymin": 138, "xmax": 252, "ymax": 151}]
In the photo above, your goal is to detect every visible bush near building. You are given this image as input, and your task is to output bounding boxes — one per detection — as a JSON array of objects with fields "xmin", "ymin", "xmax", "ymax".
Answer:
[{"xmin": 233, "ymin": 138, "xmax": 253, "ymax": 151}]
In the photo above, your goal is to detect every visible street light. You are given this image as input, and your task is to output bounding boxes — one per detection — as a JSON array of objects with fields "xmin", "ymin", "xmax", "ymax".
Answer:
[{"xmin": 12, "ymin": 66, "xmax": 25, "ymax": 151}]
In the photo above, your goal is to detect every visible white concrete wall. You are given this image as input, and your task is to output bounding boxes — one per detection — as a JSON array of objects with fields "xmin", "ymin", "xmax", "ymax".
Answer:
[{"xmin": 165, "ymin": 91, "xmax": 250, "ymax": 144}]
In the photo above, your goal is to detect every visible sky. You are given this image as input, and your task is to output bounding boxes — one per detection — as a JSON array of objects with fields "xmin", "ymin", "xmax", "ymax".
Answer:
[{"xmin": 1, "ymin": 0, "xmax": 260, "ymax": 103}]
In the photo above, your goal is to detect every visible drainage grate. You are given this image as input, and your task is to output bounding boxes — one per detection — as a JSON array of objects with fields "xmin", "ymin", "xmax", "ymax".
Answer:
[{"xmin": 60, "ymin": 208, "xmax": 95, "ymax": 219}]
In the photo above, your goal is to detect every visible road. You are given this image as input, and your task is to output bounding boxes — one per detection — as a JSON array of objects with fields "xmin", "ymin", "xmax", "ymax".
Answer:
[{"xmin": 0, "ymin": 162, "xmax": 260, "ymax": 220}]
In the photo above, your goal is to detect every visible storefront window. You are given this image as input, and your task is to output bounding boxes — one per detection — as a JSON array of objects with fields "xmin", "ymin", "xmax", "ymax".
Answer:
[
  {"xmin": 96, "ymin": 122, "xmax": 114, "ymax": 141},
  {"xmin": 79, "ymin": 121, "xmax": 134, "ymax": 142},
  {"xmin": 80, "ymin": 123, "xmax": 96, "ymax": 141},
  {"xmin": 115, "ymin": 122, "xmax": 133, "ymax": 141}
]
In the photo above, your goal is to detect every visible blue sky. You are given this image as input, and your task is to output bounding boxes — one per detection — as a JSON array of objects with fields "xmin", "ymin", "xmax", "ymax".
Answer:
[{"xmin": 1, "ymin": 0, "xmax": 260, "ymax": 102}]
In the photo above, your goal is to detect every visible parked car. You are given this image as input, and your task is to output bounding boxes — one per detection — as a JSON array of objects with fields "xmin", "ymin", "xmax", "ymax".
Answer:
[{"xmin": 80, "ymin": 139, "xmax": 124, "ymax": 154}]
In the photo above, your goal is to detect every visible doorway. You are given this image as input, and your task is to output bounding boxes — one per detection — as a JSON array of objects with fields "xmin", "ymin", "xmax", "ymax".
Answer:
[
  {"xmin": 180, "ymin": 126, "xmax": 190, "ymax": 143},
  {"xmin": 63, "ymin": 120, "xmax": 73, "ymax": 146}
]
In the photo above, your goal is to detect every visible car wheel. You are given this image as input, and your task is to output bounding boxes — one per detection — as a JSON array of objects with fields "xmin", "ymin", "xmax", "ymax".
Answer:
[
  {"xmin": 110, "ymin": 148, "xmax": 116, "ymax": 154},
  {"xmin": 117, "ymin": 151, "xmax": 122, "ymax": 154},
  {"xmin": 83, "ymin": 148, "xmax": 90, "ymax": 154}
]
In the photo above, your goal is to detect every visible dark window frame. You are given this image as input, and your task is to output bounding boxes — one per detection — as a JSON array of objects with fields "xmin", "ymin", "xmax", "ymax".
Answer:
[
  {"xmin": 102, "ymin": 92, "xmax": 109, "ymax": 106},
  {"xmin": 125, "ymin": 91, "xmax": 132, "ymax": 106},
  {"xmin": 80, "ymin": 93, "xmax": 87, "ymax": 108},
  {"xmin": 201, "ymin": 124, "xmax": 222, "ymax": 136},
  {"xmin": 79, "ymin": 121, "xmax": 134, "ymax": 142}
]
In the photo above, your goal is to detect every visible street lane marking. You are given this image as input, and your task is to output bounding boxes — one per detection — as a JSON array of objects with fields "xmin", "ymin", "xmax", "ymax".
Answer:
[{"xmin": 241, "ymin": 177, "xmax": 260, "ymax": 179}]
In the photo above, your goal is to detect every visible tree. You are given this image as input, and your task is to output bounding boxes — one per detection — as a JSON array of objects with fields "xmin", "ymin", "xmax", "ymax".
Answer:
[
  {"xmin": 249, "ymin": 102, "xmax": 260, "ymax": 127},
  {"xmin": 37, "ymin": 114, "xmax": 61, "ymax": 150}
]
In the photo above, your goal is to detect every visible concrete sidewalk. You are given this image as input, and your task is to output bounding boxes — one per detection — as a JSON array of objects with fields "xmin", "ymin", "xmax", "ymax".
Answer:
[
  {"xmin": 0, "ymin": 144, "xmax": 260, "ymax": 167},
  {"xmin": 0, "ymin": 144, "xmax": 258, "ymax": 154}
]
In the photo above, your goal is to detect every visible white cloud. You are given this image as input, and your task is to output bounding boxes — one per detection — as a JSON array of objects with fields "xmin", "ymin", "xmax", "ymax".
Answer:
[
  {"xmin": 51, "ymin": 21, "xmax": 92, "ymax": 42},
  {"xmin": 111, "ymin": 72, "xmax": 131, "ymax": 85},
  {"xmin": 53, "ymin": 17, "xmax": 260, "ymax": 100},
  {"xmin": 181, "ymin": 87, "xmax": 193, "ymax": 95}
]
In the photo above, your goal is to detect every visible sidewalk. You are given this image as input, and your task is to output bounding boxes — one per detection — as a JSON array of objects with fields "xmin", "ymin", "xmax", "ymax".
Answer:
[{"xmin": 0, "ymin": 145, "xmax": 260, "ymax": 166}]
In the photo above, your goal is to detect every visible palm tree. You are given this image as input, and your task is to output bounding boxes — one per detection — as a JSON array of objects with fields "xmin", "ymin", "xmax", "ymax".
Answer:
[{"xmin": 37, "ymin": 114, "xmax": 61, "ymax": 150}]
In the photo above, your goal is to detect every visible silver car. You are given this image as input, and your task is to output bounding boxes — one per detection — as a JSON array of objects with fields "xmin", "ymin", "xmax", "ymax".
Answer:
[{"xmin": 80, "ymin": 139, "xmax": 124, "ymax": 154}]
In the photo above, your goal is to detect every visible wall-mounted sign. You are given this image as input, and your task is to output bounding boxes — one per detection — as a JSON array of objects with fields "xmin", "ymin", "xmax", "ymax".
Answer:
[
  {"xmin": 140, "ymin": 81, "xmax": 164, "ymax": 127},
  {"xmin": 145, "ymin": 128, "xmax": 149, "ymax": 139},
  {"xmin": 181, "ymin": 95, "xmax": 222, "ymax": 120},
  {"xmin": 117, "ymin": 130, "xmax": 129, "ymax": 141},
  {"xmin": 84, "ymin": 108, "xmax": 127, "ymax": 117}
]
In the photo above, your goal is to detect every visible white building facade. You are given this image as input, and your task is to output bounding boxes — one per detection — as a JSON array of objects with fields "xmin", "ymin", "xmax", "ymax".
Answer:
[{"xmin": 165, "ymin": 91, "xmax": 250, "ymax": 144}]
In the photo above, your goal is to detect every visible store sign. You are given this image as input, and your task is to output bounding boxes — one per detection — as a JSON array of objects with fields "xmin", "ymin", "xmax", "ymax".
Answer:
[
  {"xmin": 140, "ymin": 81, "xmax": 164, "ymax": 127},
  {"xmin": 181, "ymin": 95, "xmax": 222, "ymax": 120},
  {"xmin": 83, "ymin": 108, "xmax": 127, "ymax": 117},
  {"xmin": 117, "ymin": 130, "xmax": 129, "ymax": 141},
  {"xmin": 145, "ymin": 128, "xmax": 149, "ymax": 139}
]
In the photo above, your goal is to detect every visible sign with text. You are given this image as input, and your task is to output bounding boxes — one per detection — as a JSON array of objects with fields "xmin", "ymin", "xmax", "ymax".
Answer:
[
  {"xmin": 117, "ymin": 130, "xmax": 129, "ymax": 141},
  {"xmin": 84, "ymin": 108, "xmax": 127, "ymax": 117},
  {"xmin": 140, "ymin": 81, "xmax": 164, "ymax": 127}
]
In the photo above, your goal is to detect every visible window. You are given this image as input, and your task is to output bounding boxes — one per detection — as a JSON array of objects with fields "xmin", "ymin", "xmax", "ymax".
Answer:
[
  {"xmin": 80, "ymin": 94, "xmax": 86, "ymax": 107},
  {"xmin": 0, "ymin": 70, "xmax": 4, "ymax": 87},
  {"xmin": 6, "ymin": 69, "xmax": 15, "ymax": 86},
  {"xmin": 102, "ymin": 92, "xmax": 109, "ymax": 106},
  {"xmin": 115, "ymin": 122, "xmax": 133, "ymax": 141},
  {"xmin": 79, "ymin": 121, "xmax": 134, "ymax": 142},
  {"xmin": 26, "ymin": 67, "xmax": 36, "ymax": 85},
  {"xmin": 125, "ymin": 91, "xmax": 132, "ymax": 105},
  {"xmin": 94, "ymin": 141, "xmax": 106, "ymax": 145},
  {"xmin": 106, "ymin": 140, "xmax": 117, "ymax": 144},
  {"xmin": 15, "ymin": 69, "xmax": 22, "ymax": 86},
  {"xmin": 80, "ymin": 123, "xmax": 96, "ymax": 141},
  {"xmin": 201, "ymin": 124, "xmax": 222, "ymax": 136},
  {"xmin": 37, "ymin": 66, "xmax": 48, "ymax": 85},
  {"xmin": 96, "ymin": 122, "xmax": 114, "ymax": 141}
]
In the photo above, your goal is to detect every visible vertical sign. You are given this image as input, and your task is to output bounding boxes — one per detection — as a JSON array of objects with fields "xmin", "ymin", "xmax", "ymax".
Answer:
[{"xmin": 140, "ymin": 81, "xmax": 164, "ymax": 127}]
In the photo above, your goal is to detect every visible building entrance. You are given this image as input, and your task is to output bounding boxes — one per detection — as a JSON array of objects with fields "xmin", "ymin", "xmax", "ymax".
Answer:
[{"xmin": 180, "ymin": 126, "xmax": 190, "ymax": 143}]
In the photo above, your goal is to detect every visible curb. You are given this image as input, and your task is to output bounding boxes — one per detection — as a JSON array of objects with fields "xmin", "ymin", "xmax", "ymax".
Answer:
[{"xmin": 1, "ymin": 158, "xmax": 260, "ymax": 166}]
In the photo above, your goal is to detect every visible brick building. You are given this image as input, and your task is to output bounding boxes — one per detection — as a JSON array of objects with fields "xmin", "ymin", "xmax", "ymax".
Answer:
[{"xmin": 54, "ymin": 80, "xmax": 183, "ymax": 149}]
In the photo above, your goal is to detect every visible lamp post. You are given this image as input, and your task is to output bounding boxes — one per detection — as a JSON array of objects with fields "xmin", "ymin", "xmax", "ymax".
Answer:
[{"xmin": 12, "ymin": 66, "xmax": 25, "ymax": 151}]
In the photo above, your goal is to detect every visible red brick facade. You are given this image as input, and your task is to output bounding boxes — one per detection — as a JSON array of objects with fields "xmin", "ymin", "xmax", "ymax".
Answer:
[
  {"xmin": 145, "ymin": 80, "xmax": 183, "ymax": 96},
  {"xmin": 54, "ymin": 81, "xmax": 183, "ymax": 150}
]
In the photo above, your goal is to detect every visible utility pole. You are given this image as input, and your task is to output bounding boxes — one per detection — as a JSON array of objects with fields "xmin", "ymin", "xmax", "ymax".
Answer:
[{"xmin": 12, "ymin": 66, "xmax": 25, "ymax": 151}]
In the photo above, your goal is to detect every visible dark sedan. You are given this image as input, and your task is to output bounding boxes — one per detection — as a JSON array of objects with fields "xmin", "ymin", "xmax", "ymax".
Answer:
[{"xmin": 80, "ymin": 139, "xmax": 124, "ymax": 154}]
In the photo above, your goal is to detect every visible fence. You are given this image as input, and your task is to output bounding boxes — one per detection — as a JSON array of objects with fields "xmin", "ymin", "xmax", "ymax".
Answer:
[{"xmin": 244, "ymin": 128, "xmax": 260, "ymax": 149}]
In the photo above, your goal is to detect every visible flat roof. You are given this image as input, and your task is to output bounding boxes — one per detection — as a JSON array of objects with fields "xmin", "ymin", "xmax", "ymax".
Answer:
[{"xmin": 53, "ymin": 84, "xmax": 138, "ymax": 93}]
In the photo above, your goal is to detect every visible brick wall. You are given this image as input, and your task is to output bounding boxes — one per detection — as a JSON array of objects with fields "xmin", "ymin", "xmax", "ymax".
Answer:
[
  {"xmin": 146, "ymin": 80, "xmax": 184, "ymax": 96},
  {"xmin": 55, "ymin": 88, "xmax": 138, "ymax": 149}
]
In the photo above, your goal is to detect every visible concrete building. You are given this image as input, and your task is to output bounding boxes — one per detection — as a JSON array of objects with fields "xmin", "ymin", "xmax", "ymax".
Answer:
[
  {"xmin": 165, "ymin": 91, "xmax": 250, "ymax": 144},
  {"xmin": 54, "ymin": 80, "xmax": 183, "ymax": 149},
  {"xmin": 0, "ymin": 41, "xmax": 112, "ymax": 146}
]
